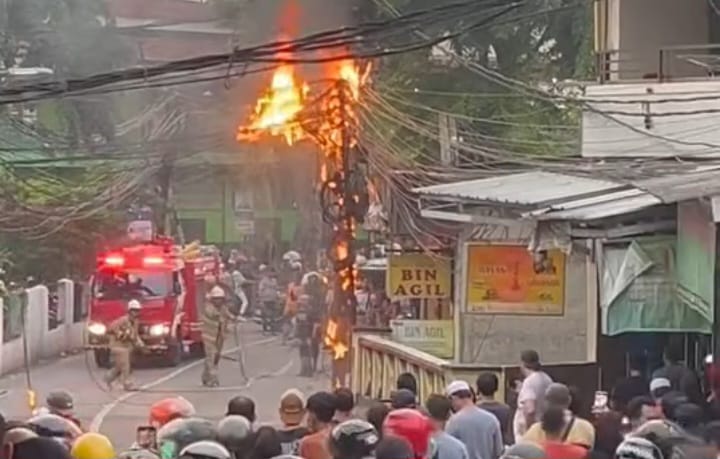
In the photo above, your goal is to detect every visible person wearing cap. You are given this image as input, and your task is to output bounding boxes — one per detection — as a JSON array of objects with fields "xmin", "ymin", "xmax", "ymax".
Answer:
[
  {"xmin": 104, "ymin": 299, "xmax": 145, "ymax": 391},
  {"xmin": 652, "ymin": 343, "xmax": 703, "ymax": 406},
  {"xmin": 513, "ymin": 350, "xmax": 553, "ymax": 440},
  {"xmin": 277, "ymin": 389, "xmax": 309, "ymax": 455},
  {"xmin": 201, "ymin": 285, "xmax": 234, "ymax": 387},
  {"xmin": 445, "ymin": 380, "xmax": 503, "ymax": 459},
  {"xmin": 390, "ymin": 389, "xmax": 417, "ymax": 410},
  {"xmin": 44, "ymin": 390, "xmax": 82, "ymax": 430},
  {"xmin": 649, "ymin": 378, "xmax": 672, "ymax": 401}
]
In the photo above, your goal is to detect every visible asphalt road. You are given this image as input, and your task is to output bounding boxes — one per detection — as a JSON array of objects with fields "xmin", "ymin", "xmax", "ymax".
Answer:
[{"xmin": 0, "ymin": 323, "xmax": 330, "ymax": 449}]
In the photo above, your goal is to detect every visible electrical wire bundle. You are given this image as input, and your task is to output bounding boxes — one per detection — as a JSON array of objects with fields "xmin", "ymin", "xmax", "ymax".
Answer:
[{"xmin": 0, "ymin": 0, "xmax": 526, "ymax": 105}]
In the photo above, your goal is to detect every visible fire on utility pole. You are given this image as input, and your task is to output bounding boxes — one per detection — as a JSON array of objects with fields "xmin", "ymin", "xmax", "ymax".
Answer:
[{"xmin": 318, "ymin": 73, "xmax": 372, "ymax": 387}]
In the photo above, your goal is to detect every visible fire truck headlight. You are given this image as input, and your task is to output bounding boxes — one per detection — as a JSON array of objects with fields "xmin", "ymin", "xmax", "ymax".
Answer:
[
  {"xmin": 87, "ymin": 323, "xmax": 106, "ymax": 335},
  {"xmin": 149, "ymin": 324, "xmax": 170, "ymax": 337}
]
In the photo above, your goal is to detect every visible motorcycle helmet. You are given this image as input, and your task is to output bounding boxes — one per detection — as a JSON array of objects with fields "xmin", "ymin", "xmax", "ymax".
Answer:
[
  {"xmin": 157, "ymin": 417, "xmax": 216, "ymax": 459},
  {"xmin": 329, "ymin": 419, "xmax": 379, "ymax": 459},
  {"xmin": 382, "ymin": 409, "xmax": 434, "ymax": 459},
  {"xmin": 179, "ymin": 440, "xmax": 231, "ymax": 459},
  {"xmin": 27, "ymin": 413, "xmax": 82, "ymax": 443},
  {"xmin": 70, "ymin": 432, "xmax": 115, "ymax": 459},
  {"xmin": 216, "ymin": 415, "xmax": 252, "ymax": 451},
  {"xmin": 150, "ymin": 397, "xmax": 196, "ymax": 428}
]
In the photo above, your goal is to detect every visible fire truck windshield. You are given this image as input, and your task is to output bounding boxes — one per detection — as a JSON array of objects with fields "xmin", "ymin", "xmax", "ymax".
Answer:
[{"xmin": 93, "ymin": 270, "xmax": 172, "ymax": 300}]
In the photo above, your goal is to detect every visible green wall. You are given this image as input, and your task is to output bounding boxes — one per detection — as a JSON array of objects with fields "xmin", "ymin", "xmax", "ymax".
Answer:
[{"xmin": 175, "ymin": 173, "xmax": 299, "ymax": 245}]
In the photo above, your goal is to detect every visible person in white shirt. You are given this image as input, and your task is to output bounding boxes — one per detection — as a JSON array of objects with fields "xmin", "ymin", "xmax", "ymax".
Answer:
[{"xmin": 512, "ymin": 350, "xmax": 553, "ymax": 442}]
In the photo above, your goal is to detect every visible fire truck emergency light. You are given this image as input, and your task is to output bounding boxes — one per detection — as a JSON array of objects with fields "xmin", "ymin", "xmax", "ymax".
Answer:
[
  {"xmin": 143, "ymin": 256, "xmax": 165, "ymax": 266},
  {"xmin": 104, "ymin": 255, "xmax": 125, "ymax": 267}
]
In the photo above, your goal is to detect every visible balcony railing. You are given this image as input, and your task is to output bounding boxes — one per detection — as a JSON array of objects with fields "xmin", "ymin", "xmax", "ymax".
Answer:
[{"xmin": 596, "ymin": 43, "xmax": 720, "ymax": 83}]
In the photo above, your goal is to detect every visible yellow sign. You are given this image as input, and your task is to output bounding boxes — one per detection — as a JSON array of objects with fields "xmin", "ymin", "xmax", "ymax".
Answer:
[
  {"xmin": 465, "ymin": 245, "xmax": 565, "ymax": 315},
  {"xmin": 387, "ymin": 254, "xmax": 451, "ymax": 299},
  {"xmin": 390, "ymin": 320, "xmax": 454, "ymax": 359}
]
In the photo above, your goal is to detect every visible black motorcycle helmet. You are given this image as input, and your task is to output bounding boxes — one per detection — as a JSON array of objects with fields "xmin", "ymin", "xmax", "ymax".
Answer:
[
  {"xmin": 329, "ymin": 419, "xmax": 379, "ymax": 459},
  {"xmin": 157, "ymin": 417, "xmax": 216, "ymax": 459},
  {"xmin": 216, "ymin": 415, "xmax": 252, "ymax": 453}
]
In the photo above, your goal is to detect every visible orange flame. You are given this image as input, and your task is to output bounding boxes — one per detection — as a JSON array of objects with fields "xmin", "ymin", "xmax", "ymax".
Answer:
[
  {"xmin": 237, "ymin": 64, "xmax": 309, "ymax": 146},
  {"xmin": 237, "ymin": 55, "xmax": 370, "ymax": 147}
]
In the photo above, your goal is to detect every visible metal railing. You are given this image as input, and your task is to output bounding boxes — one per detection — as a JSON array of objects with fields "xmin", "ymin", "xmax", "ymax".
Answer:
[
  {"xmin": 351, "ymin": 332, "xmax": 600, "ymax": 417},
  {"xmin": 596, "ymin": 43, "xmax": 720, "ymax": 84}
]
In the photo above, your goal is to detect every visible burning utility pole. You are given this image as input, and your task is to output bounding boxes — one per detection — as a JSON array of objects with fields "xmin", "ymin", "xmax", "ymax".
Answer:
[
  {"xmin": 319, "ymin": 77, "xmax": 367, "ymax": 387},
  {"xmin": 237, "ymin": 58, "xmax": 370, "ymax": 388}
]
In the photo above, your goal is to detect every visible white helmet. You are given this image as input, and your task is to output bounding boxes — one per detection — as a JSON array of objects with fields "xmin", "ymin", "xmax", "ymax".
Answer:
[
  {"xmin": 209, "ymin": 286, "xmax": 226, "ymax": 299},
  {"xmin": 180, "ymin": 441, "xmax": 230, "ymax": 459},
  {"xmin": 128, "ymin": 299, "xmax": 142, "ymax": 311}
]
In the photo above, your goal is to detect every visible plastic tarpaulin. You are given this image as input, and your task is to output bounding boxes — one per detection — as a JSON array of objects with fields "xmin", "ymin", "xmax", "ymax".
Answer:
[{"xmin": 601, "ymin": 236, "xmax": 711, "ymax": 335}]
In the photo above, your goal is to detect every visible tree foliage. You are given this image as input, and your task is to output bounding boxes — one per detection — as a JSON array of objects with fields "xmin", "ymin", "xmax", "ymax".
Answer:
[
  {"xmin": 2, "ymin": 0, "xmax": 133, "ymax": 146},
  {"xmin": 359, "ymin": 0, "xmax": 594, "ymax": 158}
]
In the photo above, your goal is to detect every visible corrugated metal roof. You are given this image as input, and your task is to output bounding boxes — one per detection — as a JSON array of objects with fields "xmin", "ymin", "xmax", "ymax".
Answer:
[
  {"xmin": 413, "ymin": 172, "xmax": 625, "ymax": 206},
  {"xmin": 634, "ymin": 168, "xmax": 720, "ymax": 203},
  {"xmin": 530, "ymin": 189, "xmax": 663, "ymax": 221}
]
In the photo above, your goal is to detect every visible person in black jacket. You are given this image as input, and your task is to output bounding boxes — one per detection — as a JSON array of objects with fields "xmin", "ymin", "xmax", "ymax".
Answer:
[{"xmin": 652, "ymin": 344, "xmax": 703, "ymax": 407}]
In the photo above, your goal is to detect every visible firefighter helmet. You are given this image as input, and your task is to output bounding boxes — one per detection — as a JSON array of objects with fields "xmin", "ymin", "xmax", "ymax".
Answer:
[
  {"xmin": 329, "ymin": 419, "xmax": 379, "ymax": 459},
  {"xmin": 71, "ymin": 433, "xmax": 115, "ymax": 459},
  {"xmin": 179, "ymin": 440, "xmax": 231, "ymax": 459},
  {"xmin": 150, "ymin": 397, "xmax": 196, "ymax": 428},
  {"xmin": 216, "ymin": 415, "xmax": 252, "ymax": 451},
  {"xmin": 157, "ymin": 417, "xmax": 216, "ymax": 458},
  {"xmin": 128, "ymin": 299, "xmax": 142, "ymax": 311}
]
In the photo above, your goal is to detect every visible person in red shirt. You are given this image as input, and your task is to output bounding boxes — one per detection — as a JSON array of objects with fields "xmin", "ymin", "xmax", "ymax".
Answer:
[{"xmin": 299, "ymin": 392, "xmax": 337, "ymax": 459}]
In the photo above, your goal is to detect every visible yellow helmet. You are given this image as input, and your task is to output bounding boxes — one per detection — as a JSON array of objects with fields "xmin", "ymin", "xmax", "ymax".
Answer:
[{"xmin": 71, "ymin": 432, "xmax": 115, "ymax": 459}]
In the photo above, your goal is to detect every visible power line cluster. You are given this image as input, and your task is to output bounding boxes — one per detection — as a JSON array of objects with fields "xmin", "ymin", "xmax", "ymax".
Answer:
[{"xmin": 0, "ymin": 0, "xmax": 522, "ymax": 105}]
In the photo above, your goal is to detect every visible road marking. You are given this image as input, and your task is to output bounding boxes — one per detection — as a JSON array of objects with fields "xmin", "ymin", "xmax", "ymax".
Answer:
[{"xmin": 89, "ymin": 336, "xmax": 277, "ymax": 432}]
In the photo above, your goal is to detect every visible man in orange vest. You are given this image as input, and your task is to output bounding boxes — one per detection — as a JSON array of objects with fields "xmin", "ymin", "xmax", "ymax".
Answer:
[{"xmin": 283, "ymin": 261, "xmax": 303, "ymax": 345}]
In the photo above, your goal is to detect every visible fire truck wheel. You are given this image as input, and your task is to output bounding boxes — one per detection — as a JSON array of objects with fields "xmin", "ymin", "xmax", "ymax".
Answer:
[
  {"xmin": 94, "ymin": 349, "xmax": 111, "ymax": 369},
  {"xmin": 165, "ymin": 338, "xmax": 183, "ymax": 367}
]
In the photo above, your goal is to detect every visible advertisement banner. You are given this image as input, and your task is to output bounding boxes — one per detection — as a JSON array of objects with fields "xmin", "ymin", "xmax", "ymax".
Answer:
[
  {"xmin": 465, "ymin": 245, "xmax": 565, "ymax": 315},
  {"xmin": 390, "ymin": 319, "xmax": 454, "ymax": 359},
  {"xmin": 387, "ymin": 254, "xmax": 451, "ymax": 300}
]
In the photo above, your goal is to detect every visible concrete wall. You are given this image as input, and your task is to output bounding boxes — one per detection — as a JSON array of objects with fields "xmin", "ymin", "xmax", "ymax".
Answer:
[
  {"xmin": 456, "ymin": 222, "xmax": 597, "ymax": 366},
  {"xmin": 0, "ymin": 281, "xmax": 85, "ymax": 376},
  {"xmin": 582, "ymin": 80, "xmax": 720, "ymax": 158}
]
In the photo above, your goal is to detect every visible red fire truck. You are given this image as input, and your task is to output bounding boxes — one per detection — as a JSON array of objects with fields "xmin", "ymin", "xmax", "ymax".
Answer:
[{"xmin": 86, "ymin": 237, "xmax": 220, "ymax": 367}]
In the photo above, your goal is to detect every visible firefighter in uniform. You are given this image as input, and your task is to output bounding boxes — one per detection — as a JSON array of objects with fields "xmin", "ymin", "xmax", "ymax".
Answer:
[
  {"xmin": 295, "ymin": 294, "xmax": 321, "ymax": 377},
  {"xmin": 201, "ymin": 286, "xmax": 232, "ymax": 387},
  {"xmin": 104, "ymin": 299, "xmax": 144, "ymax": 391}
]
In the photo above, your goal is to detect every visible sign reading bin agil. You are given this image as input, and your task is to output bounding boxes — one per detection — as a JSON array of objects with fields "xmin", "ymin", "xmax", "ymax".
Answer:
[
  {"xmin": 387, "ymin": 254, "xmax": 451, "ymax": 299},
  {"xmin": 391, "ymin": 320, "xmax": 454, "ymax": 359}
]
